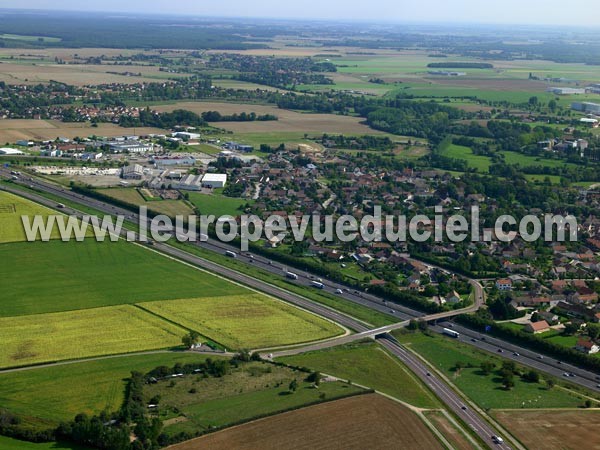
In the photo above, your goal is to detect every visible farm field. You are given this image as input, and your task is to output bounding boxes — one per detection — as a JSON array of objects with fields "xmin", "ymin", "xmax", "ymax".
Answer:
[
  {"xmin": 0, "ymin": 190, "xmax": 63, "ymax": 243},
  {"xmin": 0, "ymin": 119, "xmax": 166, "ymax": 142},
  {"xmin": 153, "ymin": 101, "xmax": 385, "ymax": 134},
  {"xmin": 139, "ymin": 294, "xmax": 343, "ymax": 349},
  {"xmin": 146, "ymin": 360, "xmax": 365, "ymax": 437},
  {"xmin": 187, "ymin": 192, "xmax": 251, "ymax": 217},
  {"xmin": 278, "ymin": 341, "xmax": 439, "ymax": 408},
  {"xmin": 0, "ymin": 436, "xmax": 84, "ymax": 450},
  {"xmin": 0, "ymin": 61, "xmax": 188, "ymax": 86},
  {"xmin": 0, "ymin": 352, "xmax": 215, "ymax": 423},
  {"xmin": 168, "ymin": 393, "xmax": 443, "ymax": 450},
  {"xmin": 394, "ymin": 331, "xmax": 590, "ymax": 409},
  {"xmin": 493, "ymin": 409, "xmax": 600, "ymax": 450},
  {"xmin": 0, "ymin": 305, "xmax": 185, "ymax": 368},
  {"xmin": 99, "ymin": 187, "xmax": 195, "ymax": 217},
  {"xmin": 0, "ymin": 239, "xmax": 248, "ymax": 317}
]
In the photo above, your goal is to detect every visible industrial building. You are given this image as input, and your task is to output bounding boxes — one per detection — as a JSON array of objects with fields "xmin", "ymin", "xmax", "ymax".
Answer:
[
  {"xmin": 171, "ymin": 174, "xmax": 204, "ymax": 191},
  {"xmin": 172, "ymin": 132, "xmax": 201, "ymax": 140},
  {"xmin": 121, "ymin": 164, "xmax": 145, "ymax": 180},
  {"xmin": 201, "ymin": 173, "xmax": 227, "ymax": 188},
  {"xmin": 571, "ymin": 102, "xmax": 600, "ymax": 115},
  {"xmin": 0, "ymin": 147, "xmax": 24, "ymax": 155},
  {"xmin": 547, "ymin": 87, "xmax": 586, "ymax": 95},
  {"xmin": 151, "ymin": 155, "xmax": 196, "ymax": 168},
  {"xmin": 109, "ymin": 140, "xmax": 153, "ymax": 153}
]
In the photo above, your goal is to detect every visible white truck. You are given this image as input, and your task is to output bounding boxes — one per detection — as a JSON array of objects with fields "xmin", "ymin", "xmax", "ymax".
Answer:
[{"xmin": 442, "ymin": 327, "xmax": 460, "ymax": 338}]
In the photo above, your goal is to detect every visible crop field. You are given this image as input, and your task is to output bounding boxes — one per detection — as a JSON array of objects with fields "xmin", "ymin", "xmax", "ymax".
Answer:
[
  {"xmin": 0, "ymin": 239, "xmax": 248, "ymax": 317},
  {"xmin": 169, "ymin": 394, "xmax": 442, "ymax": 450},
  {"xmin": 0, "ymin": 436, "xmax": 84, "ymax": 450},
  {"xmin": 139, "ymin": 294, "xmax": 343, "ymax": 349},
  {"xmin": 0, "ymin": 305, "xmax": 185, "ymax": 368},
  {"xmin": 394, "ymin": 331, "xmax": 590, "ymax": 409},
  {"xmin": 0, "ymin": 61, "xmax": 188, "ymax": 86},
  {"xmin": 0, "ymin": 119, "xmax": 166, "ymax": 142},
  {"xmin": 100, "ymin": 188, "xmax": 195, "ymax": 217},
  {"xmin": 154, "ymin": 101, "xmax": 385, "ymax": 134},
  {"xmin": 0, "ymin": 352, "xmax": 214, "ymax": 423},
  {"xmin": 0, "ymin": 190, "xmax": 63, "ymax": 243},
  {"xmin": 187, "ymin": 192, "xmax": 251, "ymax": 217},
  {"xmin": 493, "ymin": 409, "xmax": 600, "ymax": 449},
  {"xmin": 279, "ymin": 342, "xmax": 439, "ymax": 408}
]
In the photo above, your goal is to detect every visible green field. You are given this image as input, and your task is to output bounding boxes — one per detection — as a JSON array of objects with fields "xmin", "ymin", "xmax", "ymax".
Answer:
[
  {"xmin": 100, "ymin": 188, "xmax": 194, "ymax": 217},
  {"xmin": 395, "ymin": 331, "xmax": 591, "ymax": 409},
  {"xmin": 0, "ymin": 34, "xmax": 62, "ymax": 43},
  {"xmin": 145, "ymin": 360, "xmax": 364, "ymax": 436},
  {"xmin": 278, "ymin": 341, "xmax": 439, "ymax": 408},
  {"xmin": 0, "ymin": 436, "xmax": 83, "ymax": 450},
  {"xmin": 0, "ymin": 239, "xmax": 248, "ymax": 317},
  {"xmin": 187, "ymin": 192, "xmax": 252, "ymax": 217},
  {"xmin": 0, "ymin": 190, "xmax": 62, "ymax": 243},
  {"xmin": 139, "ymin": 294, "xmax": 342, "ymax": 349},
  {"xmin": 438, "ymin": 140, "xmax": 492, "ymax": 171},
  {"xmin": 0, "ymin": 305, "xmax": 186, "ymax": 368},
  {"xmin": 0, "ymin": 352, "xmax": 215, "ymax": 423}
]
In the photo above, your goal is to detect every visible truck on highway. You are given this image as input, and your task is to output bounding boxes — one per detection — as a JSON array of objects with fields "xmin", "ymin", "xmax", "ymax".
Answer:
[
  {"xmin": 285, "ymin": 271, "xmax": 298, "ymax": 280},
  {"xmin": 442, "ymin": 327, "xmax": 460, "ymax": 338},
  {"xmin": 311, "ymin": 280, "xmax": 325, "ymax": 289},
  {"xmin": 225, "ymin": 250, "xmax": 237, "ymax": 258}
]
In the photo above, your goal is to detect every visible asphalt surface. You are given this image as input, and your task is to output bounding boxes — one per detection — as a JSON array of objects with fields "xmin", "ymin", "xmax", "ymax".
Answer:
[{"xmin": 3, "ymin": 168, "xmax": 599, "ymax": 448}]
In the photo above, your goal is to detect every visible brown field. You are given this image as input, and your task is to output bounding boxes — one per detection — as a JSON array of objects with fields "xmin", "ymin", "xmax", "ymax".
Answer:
[
  {"xmin": 154, "ymin": 101, "xmax": 384, "ymax": 134},
  {"xmin": 0, "ymin": 119, "xmax": 166, "ymax": 142},
  {"xmin": 493, "ymin": 409, "xmax": 600, "ymax": 450},
  {"xmin": 100, "ymin": 188, "xmax": 194, "ymax": 217},
  {"xmin": 424, "ymin": 411, "xmax": 477, "ymax": 450},
  {"xmin": 167, "ymin": 394, "xmax": 443, "ymax": 450},
  {"xmin": 0, "ymin": 61, "xmax": 189, "ymax": 85}
]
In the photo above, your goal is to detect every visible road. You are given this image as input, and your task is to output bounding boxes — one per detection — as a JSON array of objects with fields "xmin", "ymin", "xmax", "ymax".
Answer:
[
  {"xmin": 1, "ymin": 170, "xmax": 514, "ymax": 447},
  {"xmin": 380, "ymin": 335, "xmax": 511, "ymax": 450},
  {"xmin": 436, "ymin": 321, "xmax": 600, "ymax": 392},
  {"xmin": 2, "ymin": 168, "xmax": 599, "ymax": 391}
]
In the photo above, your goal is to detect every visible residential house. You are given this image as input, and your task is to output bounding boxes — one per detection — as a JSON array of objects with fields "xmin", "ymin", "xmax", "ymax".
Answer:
[{"xmin": 524, "ymin": 320, "xmax": 550, "ymax": 334}]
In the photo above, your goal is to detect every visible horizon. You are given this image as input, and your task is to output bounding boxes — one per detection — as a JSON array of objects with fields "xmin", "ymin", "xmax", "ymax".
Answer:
[{"xmin": 1, "ymin": 2, "xmax": 599, "ymax": 28}]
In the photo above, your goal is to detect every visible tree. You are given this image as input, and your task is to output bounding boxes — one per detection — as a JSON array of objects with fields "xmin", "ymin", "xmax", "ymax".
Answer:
[
  {"xmin": 502, "ymin": 372, "xmax": 515, "ymax": 390},
  {"xmin": 546, "ymin": 379, "xmax": 555, "ymax": 390},
  {"xmin": 480, "ymin": 361, "xmax": 495, "ymax": 375},
  {"xmin": 288, "ymin": 379, "xmax": 298, "ymax": 393},
  {"xmin": 522, "ymin": 370, "xmax": 540, "ymax": 383},
  {"xmin": 182, "ymin": 331, "xmax": 200, "ymax": 348},
  {"xmin": 306, "ymin": 371, "xmax": 321, "ymax": 386}
]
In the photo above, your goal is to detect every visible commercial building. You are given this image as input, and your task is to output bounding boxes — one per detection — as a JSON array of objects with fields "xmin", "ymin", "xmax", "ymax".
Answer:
[
  {"xmin": 0, "ymin": 147, "xmax": 24, "ymax": 155},
  {"xmin": 151, "ymin": 156, "xmax": 196, "ymax": 168},
  {"xmin": 172, "ymin": 132, "xmax": 201, "ymax": 140},
  {"xmin": 201, "ymin": 173, "xmax": 227, "ymax": 188},
  {"xmin": 571, "ymin": 102, "xmax": 600, "ymax": 115},
  {"xmin": 547, "ymin": 87, "xmax": 585, "ymax": 95},
  {"xmin": 121, "ymin": 164, "xmax": 144, "ymax": 180},
  {"xmin": 109, "ymin": 140, "xmax": 153, "ymax": 153}
]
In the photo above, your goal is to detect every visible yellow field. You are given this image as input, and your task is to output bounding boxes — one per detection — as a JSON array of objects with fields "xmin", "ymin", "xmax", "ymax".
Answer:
[
  {"xmin": 0, "ymin": 305, "xmax": 185, "ymax": 368},
  {"xmin": 154, "ymin": 101, "xmax": 385, "ymax": 134},
  {"xmin": 0, "ymin": 61, "xmax": 188, "ymax": 85},
  {"xmin": 0, "ymin": 119, "xmax": 166, "ymax": 142},
  {"xmin": 0, "ymin": 190, "xmax": 62, "ymax": 243},
  {"xmin": 139, "ymin": 294, "xmax": 344, "ymax": 349}
]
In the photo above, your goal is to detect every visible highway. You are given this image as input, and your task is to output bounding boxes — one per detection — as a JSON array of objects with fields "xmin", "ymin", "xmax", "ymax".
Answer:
[
  {"xmin": 2, "ymin": 168, "xmax": 599, "ymax": 391},
  {"xmin": 1, "ymin": 169, "xmax": 514, "ymax": 447}
]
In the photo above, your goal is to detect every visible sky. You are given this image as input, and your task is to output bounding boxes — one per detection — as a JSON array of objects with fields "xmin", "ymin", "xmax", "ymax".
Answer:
[{"xmin": 1, "ymin": 1, "xmax": 599, "ymax": 26}]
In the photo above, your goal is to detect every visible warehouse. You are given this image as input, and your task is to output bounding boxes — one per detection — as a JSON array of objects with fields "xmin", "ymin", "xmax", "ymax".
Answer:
[
  {"xmin": 201, "ymin": 173, "xmax": 227, "ymax": 188},
  {"xmin": 121, "ymin": 164, "xmax": 145, "ymax": 180}
]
